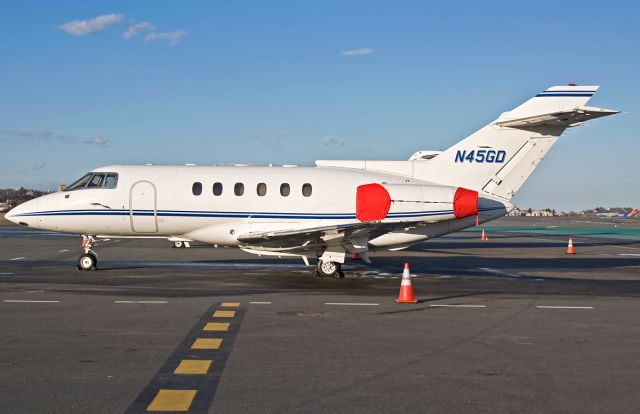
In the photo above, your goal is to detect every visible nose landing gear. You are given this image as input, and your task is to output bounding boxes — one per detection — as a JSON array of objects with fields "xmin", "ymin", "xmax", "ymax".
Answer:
[{"xmin": 77, "ymin": 235, "xmax": 97, "ymax": 271}]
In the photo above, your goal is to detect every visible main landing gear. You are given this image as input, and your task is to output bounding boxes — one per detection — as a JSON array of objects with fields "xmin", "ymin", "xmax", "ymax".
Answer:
[
  {"xmin": 77, "ymin": 235, "xmax": 97, "ymax": 271},
  {"xmin": 315, "ymin": 260, "xmax": 345, "ymax": 278}
]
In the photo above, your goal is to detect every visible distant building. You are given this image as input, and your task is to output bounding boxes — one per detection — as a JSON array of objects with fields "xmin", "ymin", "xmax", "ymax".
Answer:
[
  {"xmin": 508, "ymin": 208, "xmax": 562, "ymax": 217},
  {"xmin": 527, "ymin": 210, "xmax": 553, "ymax": 217}
]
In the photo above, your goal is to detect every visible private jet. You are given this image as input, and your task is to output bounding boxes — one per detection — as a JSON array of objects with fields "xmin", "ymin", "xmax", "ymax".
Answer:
[{"xmin": 6, "ymin": 85, "xmax": 618, "ymax": 277}]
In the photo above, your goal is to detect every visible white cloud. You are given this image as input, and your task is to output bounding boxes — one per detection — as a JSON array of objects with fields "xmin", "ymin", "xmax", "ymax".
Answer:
[
  {"xmin": 323, "ymin": 135, "xmax": 348, "ymax": 146},
  {"xmin": 340, "ymin": 48, "xmax": 373, "ymax": 56},
  {"xmin": 75, "ymin": 136, "xmax": 110, "ymax": 146},
  {"xmin": 1, "ymin": 129, "xmax": 110, "ymax": 147},
  {"xmin": 123, "ymin": 21, "xmax": 154, "ymax": 39},
  {"xmin": 58, "ymin": 13, "xmax": 124, "ymax": 36},
  {"xmin": 144, "ymin": 30, "xmax": 186, "ymax": 46}
]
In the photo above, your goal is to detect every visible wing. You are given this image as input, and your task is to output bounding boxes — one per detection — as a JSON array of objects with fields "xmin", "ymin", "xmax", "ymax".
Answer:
[{"xmin": 237, "ymin": 219, "xmax": 424, "ymax": 253}]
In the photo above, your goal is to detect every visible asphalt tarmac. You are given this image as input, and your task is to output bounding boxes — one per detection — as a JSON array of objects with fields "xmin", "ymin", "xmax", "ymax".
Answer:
[{"xmin": 1, "ymin": 215, "xmax": 639, "ymax": 413}]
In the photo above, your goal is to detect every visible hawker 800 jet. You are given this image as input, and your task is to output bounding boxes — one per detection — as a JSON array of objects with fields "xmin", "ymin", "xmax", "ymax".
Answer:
[{"xmin": 6, "ymin": 85, "xmax": 618, "ymax": 277}]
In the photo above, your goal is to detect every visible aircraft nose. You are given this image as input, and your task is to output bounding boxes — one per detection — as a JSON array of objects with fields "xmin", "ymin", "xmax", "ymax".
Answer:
[{"xmin": 4, "ymin": 199, "xmax": 40, "ymax": 227}]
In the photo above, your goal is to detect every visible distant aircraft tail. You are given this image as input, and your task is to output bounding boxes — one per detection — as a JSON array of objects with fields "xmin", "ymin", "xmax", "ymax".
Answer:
[
  {"xmin": 414, "ymin": 85, "xmax": 619, "ymax": 200},
  {"xmin": 625, "ymin": 208, "xmax": 638, "ymax": 219}
]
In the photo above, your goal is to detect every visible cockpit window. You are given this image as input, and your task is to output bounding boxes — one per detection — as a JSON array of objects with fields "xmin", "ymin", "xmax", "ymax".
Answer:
[
  {"xmin": 65, "ymin": 173, "xmax": 93, "ymax": 191},
  {"xmin": 87, "ymin": 174, "xmax": 105, "ymax": 188},
  {"xmin": 65, "ymin": 172, "xmax": 118, "ymax": 191},
  {"xmin": 104, "ymin": 174, "xmax": 118, "ymax": 189}
]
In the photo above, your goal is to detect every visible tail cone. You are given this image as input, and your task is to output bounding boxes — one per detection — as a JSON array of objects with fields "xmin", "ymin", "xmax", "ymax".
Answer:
[
  {"xmin": 395, "ymin": 263, "xmax": 418, "ymax": 304},
  {"xmin": 566, "ymin": 237, "xmax": 575, "ymax": 254}
]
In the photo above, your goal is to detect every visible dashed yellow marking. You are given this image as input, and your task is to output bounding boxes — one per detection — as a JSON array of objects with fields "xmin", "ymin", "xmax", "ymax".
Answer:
[
  {"xmin": 203, "ymin": 322, "xmax": 230, "ymax": 332},
  {"xmin": 220, "ymin": 302, "xmax": 240, "ymax": 307},
  {"xmin": 191, "ymin": 338, "xmax": 223, "ymax": 350},
  {"xmin": 212, "ymin": 310, "xmax": 235, "ymax": 318},
  {"xmin": 174, "ymin": 359, "xmax": 212, "ymax": 375},
  {"xmin": 147, "ymin": 389, "xmax": 196, "ymax": 412}
]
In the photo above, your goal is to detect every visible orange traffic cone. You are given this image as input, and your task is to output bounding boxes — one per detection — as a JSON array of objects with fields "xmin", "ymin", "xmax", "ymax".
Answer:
[
  {"xmin": 481, "ymin": 230, "xmax": 488, "ymax": 241},
  {"xmin": 396, "ymin": 263, "xmax": 418, "ymax": 303},
  {"xmin": 566, "ymin": 237, "xmax": 575, "ymax": 254}
]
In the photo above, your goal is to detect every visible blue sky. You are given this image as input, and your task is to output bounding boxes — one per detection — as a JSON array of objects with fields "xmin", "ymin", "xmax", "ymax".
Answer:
[{"xmin": 0, "ymin": 1, "xmax": 638, "ymax": 211}]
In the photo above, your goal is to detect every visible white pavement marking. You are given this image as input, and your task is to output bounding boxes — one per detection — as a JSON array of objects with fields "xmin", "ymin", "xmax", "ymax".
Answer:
[
  {"xmin": 0, "ymin": 272, "xmax": 15, "ymax": 275},
  {"xmin": 4, "ymin": 300, "xmax": 60, "ymax": 303},
  {"xmin": 430, "ymin": 304, "xmax": 486, "ymax": 308},
  {"xmin": 249, "ymin": 301, "xmax": 272, "ymax": 304},
  {"xmin": 536, "ymin": 305, "xmax": 594, "ymax": 309},
  {"xmin": 58, "ymin": 249, "xmax": 69, "ymax": 253},
  {"xmin": 114, "ymin": 300, "xmax": 168, "ymax": 304},
  {"xmin": 325, "ymin": 302, "xmax": 379, "ymax": 306},
  {"xmin": 10, "ymin": 257, "xmax": 26, "ymax": 261}
]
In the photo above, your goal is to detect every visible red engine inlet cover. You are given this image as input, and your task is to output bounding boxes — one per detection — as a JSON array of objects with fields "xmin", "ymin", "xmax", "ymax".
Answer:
[
  {"xmin": 356, "ymin": 183, "xmax": 391, "ymax": 222},
  {"xmin": 453, "ymin": 187, "xmax": 478, "ymax": 219}
]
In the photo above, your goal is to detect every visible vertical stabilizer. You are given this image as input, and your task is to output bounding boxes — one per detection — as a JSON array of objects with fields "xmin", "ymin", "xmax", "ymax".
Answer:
[{"xmin": 414, "ymin": 85, "xmax": 617, "ymax": 200}]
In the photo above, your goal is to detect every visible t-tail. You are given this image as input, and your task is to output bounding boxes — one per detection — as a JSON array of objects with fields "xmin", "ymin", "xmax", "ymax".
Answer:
[{"xmin": 414, "ymin": 85, "xmax": 619, "ymax": 200}]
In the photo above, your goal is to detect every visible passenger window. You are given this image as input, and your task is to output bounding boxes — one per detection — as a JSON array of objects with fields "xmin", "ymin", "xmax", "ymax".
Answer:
[
  {"xmin": 87, "ymin": 174, "xmax": 105, "ymax": 188},
  {"xmin": 302, "ymin": 183, "xmax": 312, "ymax": 197},
  {"xmin": 192, "ymin": 182, "xmax": 202, "ymax": 196},
  {"xmin": 104, "ymin": 174, "xmax": 118, "ymax": 189},
  {"xmin": 234, "ymin": 183, "xmax": 244, "ymax": 196},
  {"xmin": 213, "ymin": 182, "xmax": 223, "ymax": 196},
  {"xmin": 280, "ymin": 183, "xmax": 290, "ymax": 197},
  {"xmin": 257, "ymin": 183, "xmax": 267, "ymax": 196}
]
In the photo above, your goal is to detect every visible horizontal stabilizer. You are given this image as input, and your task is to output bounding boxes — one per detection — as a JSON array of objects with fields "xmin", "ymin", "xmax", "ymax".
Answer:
[{"xmin": 495, "ymin": 106, "xmax": 619, "ymax": 129}]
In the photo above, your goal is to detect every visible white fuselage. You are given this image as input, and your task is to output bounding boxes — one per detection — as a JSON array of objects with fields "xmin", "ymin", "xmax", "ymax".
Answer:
[{"xmin": 7, "ymin": 164, "xmax": 510, "ymax": 250}]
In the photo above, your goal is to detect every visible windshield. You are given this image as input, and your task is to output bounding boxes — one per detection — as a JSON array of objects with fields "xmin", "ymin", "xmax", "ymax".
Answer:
[
  {"xmin": 65, "ymin": 173, "xmax": 93, "ymax": 191},
  {"xmin": 65, "ymin": 173, "xmax": 118, "ymax": 191}
]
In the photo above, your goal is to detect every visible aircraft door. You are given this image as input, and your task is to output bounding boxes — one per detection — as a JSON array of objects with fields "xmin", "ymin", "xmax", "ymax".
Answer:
[{"xmin": 129, "ymin": 181, "xmax": 158, "ymax": 233}]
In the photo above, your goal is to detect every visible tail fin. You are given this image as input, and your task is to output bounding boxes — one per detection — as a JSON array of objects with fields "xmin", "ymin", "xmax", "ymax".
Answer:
[
  {"xmin": 414, "ymin": 85, "xmax": 618, "ymax": 200},
  {"xmin": 626, "ymin": 208, "xmax": 638, "ymax": 219}
]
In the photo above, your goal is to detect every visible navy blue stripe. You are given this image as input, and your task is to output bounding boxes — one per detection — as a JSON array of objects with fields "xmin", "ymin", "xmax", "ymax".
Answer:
[
  {"xmin": 17, "ymin": 209, "xmax": 454, "ymax": 217},
  {"xmin": 15, "ymin": 206, "xmax": 504, "ymax": 220},
  {"xmin": 536, "ymin": 93, "xmax": 593, "ymax": 97}
]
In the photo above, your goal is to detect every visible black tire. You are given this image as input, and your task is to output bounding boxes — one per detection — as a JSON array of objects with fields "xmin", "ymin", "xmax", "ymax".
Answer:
[
  {"xmin": 316, "ymin": 260, "xmax": 341, "ymax": 278},
  {"xmin": 77, "ymin": 253, "xmax": 97, "ymax": 271}
]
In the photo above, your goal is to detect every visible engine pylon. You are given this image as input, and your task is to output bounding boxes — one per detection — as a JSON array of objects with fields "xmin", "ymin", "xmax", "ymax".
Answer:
[{"xmin": 395, "ymin": 263, "xmax": 418, "ymax": 304}]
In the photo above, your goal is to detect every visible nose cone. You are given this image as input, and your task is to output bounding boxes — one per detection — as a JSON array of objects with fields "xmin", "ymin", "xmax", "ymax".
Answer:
[{"xmin": 4, "ymin": 199, "xmax": 40, "ymax": 227}]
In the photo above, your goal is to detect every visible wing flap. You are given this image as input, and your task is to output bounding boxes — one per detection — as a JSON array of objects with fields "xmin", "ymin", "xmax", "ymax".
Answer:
[{"xmin": 237, "ymin": 219, "xmax": 423, "ymax": 251}]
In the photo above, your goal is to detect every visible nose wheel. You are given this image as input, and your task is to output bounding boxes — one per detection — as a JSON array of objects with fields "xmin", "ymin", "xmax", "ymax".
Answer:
[
  {"xmin": 78, "ymin": 253, "xmax": 97, "ymax": 271},
  {"xmin": 77, "ymin": 235, "xmax": 98, "ymax": 271}
]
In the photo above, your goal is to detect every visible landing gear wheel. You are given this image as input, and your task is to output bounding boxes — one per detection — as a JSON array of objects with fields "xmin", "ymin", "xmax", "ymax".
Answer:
[
  {"xmin": 316, "ymin": 260, "xmax": 343, "ymax": 278},
  {"xmin": 173, "ymin": 241, "xmax": 184, "ymax": 248},
  {"xmin": 77, "ymin": 253, "xmax": 97, "ymax": 271}
]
